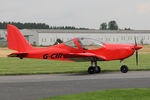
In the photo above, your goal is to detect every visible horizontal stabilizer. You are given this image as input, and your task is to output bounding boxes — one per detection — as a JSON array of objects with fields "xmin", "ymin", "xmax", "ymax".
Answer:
[{"xmin": 8, "ymin": 52, "xmax": 28, "ymax": 59}]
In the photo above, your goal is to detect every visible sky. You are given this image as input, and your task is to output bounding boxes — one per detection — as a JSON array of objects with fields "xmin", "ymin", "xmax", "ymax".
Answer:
[{"xmin": 0, "ymin": 0, "xmax": 150, "ymax": 29}]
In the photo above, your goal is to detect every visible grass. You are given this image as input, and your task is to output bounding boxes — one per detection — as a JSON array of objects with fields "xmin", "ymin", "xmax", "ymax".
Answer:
[
  {"xmin": 38, "ymin": 88, "xmax": 150, "ymax": 100},
  {"xmin": 0, "ymin": 53, "xmax": 149, "ymax": 75}
]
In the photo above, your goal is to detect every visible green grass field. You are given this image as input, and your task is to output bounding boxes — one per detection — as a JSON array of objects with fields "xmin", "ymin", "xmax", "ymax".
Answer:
[
  {"xmin": 38, "ymin": 88, "xmax": 150, "ymax": 100},
  {"xmin": 0, "ymin": 53, "xmax": 149, "ymax": 75}
]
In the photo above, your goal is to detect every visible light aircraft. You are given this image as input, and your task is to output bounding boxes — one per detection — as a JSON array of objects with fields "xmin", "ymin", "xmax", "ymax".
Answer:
[{"xmin": 7, "ymin": 24, "xmax": 142, "ymax": 74}]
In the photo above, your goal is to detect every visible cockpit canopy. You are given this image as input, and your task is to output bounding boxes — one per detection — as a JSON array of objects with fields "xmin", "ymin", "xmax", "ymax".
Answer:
[
  {"xmin": 63, "ymin": 39, "xmax": 78, "ymax": 49},
  {"xmin": 64, "ymin": 37, "xmax": 104, "ymax": 50}
]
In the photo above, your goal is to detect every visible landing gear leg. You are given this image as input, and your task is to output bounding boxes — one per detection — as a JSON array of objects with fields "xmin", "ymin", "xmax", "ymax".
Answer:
[
  {"xmin": 94, "ymin": 61, "xmax": 101, "ymax": 73},
  {"xmin": 88, "ymin": 61, "xmax": 95, "ymax": 74},
  {"xmin": 88, "ymin": 60, "xmax": 101, "ymax": 74},
  {"xmin": 120, "ymin": 60, "xmax": 128, "ymax": 73}
]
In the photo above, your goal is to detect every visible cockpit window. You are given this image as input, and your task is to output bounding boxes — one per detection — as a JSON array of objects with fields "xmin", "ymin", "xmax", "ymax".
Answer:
[
  {"xmin": 63, "ymin": 39, "xmax": 78, "ymax": 49},
  {"xmin": 77, "ymin": 37, "xmax": 103, "ymax": 50}
]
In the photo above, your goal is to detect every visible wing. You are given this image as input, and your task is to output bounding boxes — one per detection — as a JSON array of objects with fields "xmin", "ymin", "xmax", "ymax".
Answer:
[{"xmin": 63, "ymin": 53, "xmax": 106, "ymax": 62}]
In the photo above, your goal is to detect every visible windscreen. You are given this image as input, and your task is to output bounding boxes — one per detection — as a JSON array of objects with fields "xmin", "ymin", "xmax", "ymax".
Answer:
[
  {"xmin": 77, "ymin": 37, "xmax": 103, "ymax": 50},
  {"xmin": 63, "ymin": 39, "xmax": 78, "ymax": 49}
]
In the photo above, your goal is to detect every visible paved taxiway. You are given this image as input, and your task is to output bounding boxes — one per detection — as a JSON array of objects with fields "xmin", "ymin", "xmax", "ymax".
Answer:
[{"xmin": 1, "ymin": 71, "xmax": 150, "ymax": 100}]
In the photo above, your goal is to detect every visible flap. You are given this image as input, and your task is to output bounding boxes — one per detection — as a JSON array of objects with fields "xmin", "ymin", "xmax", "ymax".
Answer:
[{"xmin": 63, "ymin": 53, "xmax": 106, "ymax": 61}]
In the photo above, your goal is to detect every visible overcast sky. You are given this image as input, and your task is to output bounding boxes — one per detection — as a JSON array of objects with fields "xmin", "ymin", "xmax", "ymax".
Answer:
[{"xmin": 0, "ymin": 0, "xmax": 150, "ymax": 29}]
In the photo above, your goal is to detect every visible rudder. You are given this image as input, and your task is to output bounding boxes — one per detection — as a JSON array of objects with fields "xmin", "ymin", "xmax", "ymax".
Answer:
[{"xmin": 7, "ymin": 24, "xmax": 33, "ymax": 52}]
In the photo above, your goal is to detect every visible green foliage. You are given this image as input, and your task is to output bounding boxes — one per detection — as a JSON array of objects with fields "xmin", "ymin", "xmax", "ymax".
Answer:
[
  {"xmin": 140, "ymin": 39, "xmax": 144, "ymax": 45},
  {"xmin": 0, "ymin": 22, "xmax": 89, "ymax": 30},
  {"xmin": 53, "ymin": 38, "xmax": 63, "ymax": 45},
  {"xmin": 124, "ymin": 28, "xmax": 131, "ymax": 30},
  {"xmin": 100, "ymin": 20, "xmax": 119, "ymax": 30},
  {"xmin": 0, "ymin": 22, "xmax": 49, "ymax": 29},
  {"xmin": 100, "ymin": 22, "xmax": 107, "ymax": 30},
  {"xmin": 38, "ymin": 88, "xmax": 150, "ymax": 100},
  {"xmin": 108, "ymin": 20, "xmax": 119, "ymax": 30}
]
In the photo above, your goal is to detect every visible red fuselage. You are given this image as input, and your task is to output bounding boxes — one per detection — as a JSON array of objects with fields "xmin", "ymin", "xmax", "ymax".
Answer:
[{"xmin": 24, "ymin": 38, "xmax": 142, "ymax": 62}]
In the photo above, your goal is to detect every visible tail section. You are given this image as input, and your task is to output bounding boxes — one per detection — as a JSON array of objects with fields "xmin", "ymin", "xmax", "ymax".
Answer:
[{"xmin": 7, "ymin": 24, "xmax": 33, "ymax": 52}]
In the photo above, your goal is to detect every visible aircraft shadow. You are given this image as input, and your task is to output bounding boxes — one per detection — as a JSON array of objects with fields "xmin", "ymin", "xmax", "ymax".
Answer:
[{"xmin": 66, "ymin": 71, "xmax": 119, "ymax": 76}]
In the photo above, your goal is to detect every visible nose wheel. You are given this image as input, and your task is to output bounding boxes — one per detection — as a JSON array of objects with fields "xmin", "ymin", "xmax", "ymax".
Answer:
[
  {"xmin": 120, "ymin": 60, "xmax": 128, "ymax": 73},
  {"xmin": 120, "ymin": 65, "xmax": 128, "ymax": 73},
  {"xmin": 88, "ymin": 61, "xmax": 101, "ymax": 74}
]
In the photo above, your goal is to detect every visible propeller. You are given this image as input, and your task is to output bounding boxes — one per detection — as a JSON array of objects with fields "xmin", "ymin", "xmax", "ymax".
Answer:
[
  {"xmin": 135, "ymin": 48, "xmax": 138, "ymax": 66},
  {"xmin": 134, "ymin": 37, "xmax": 142, "ymax": 66},
  {"xmin": 134, "ymin": 37, "xmax": 139, "ymax": 66}
]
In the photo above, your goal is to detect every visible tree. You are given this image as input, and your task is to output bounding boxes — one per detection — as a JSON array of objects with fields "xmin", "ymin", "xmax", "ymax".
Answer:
[
  {"xmin": 53, "ymin": 38, "xmax": 63, "ymax": 45},
  {"xmin": 124, "ymin": 28, "xmax": 131, "ymax": 30},
  {"xmin": 100, "ymin": 22, "xmax": 107, "ymax": 30},
  {"xmin": 108, "ymin": 20, "xmax": 118, "ymax": 30},
  {"xmin": 140, "ymin": 38, "xmax": 144, "ymax": 45}
]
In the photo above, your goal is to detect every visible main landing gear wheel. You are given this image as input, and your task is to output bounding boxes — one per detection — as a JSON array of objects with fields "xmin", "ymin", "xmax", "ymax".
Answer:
[
  {"xmin": 88, "ymin": 66, "xmax": 95, "ymax": 74},
  {"xmin": 88, "ymin": 66, "xmax": 101, "ymax": 74},
  {"xmin": 88, "ymin": 60, "xmax": 101, "ymax": 74},
  {"xmin": 120, "ymin": 65, "xmax": 128, "ymax": 73},
  {"xmin": 94, "ymin": 66, "xmax": 101, "ymax": 73}
]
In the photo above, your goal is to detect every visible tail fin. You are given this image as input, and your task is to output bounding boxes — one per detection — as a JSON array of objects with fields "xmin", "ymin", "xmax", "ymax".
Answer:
[{"xmin": 7, "ymin": 24, "xmax": 33, "ymax": 52}]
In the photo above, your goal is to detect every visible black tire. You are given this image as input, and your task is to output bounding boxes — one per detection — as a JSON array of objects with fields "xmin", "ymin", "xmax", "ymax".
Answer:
[
  {"xmin": 120, "ymin": 65, "xmax": 128, "ymax": 73},
  {"xmin": 88, "ymin": 66, "xmax": 95, "ymax": 74},
  {"xmin": 94, "ymin": 66, "xmax": 101, "ymax": 73}
]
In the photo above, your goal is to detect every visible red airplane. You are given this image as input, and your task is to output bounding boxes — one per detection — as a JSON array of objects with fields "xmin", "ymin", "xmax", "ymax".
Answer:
[{"xmin": 7, "ymin": 24, "xmax": 142, "ymax": 74}]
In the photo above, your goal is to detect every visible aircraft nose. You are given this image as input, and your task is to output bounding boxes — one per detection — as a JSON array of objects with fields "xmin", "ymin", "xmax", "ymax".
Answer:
[{"xmin": 135, "ymin": 45, "xmax": 142, "ymax": 50}]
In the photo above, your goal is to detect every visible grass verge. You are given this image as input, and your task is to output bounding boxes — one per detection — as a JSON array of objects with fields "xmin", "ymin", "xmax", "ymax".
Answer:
[{"xmin": 38, "ymin": 88, "xmax": 150, "ymax": 100}]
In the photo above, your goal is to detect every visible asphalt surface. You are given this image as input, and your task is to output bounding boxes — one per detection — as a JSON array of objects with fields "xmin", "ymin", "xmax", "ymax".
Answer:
[{"xmin": 1, "ymin": 71, "xmax": 150, "ymax": 100}]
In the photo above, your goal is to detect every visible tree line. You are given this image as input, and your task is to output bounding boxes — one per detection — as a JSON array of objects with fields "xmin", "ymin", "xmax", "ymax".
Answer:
[
  {"xmin": 0, "ymin": 21, "xmax": 130, "ymax": 30},
  {"xmin": 0, "ymin": 22, "xmax": 49, "ymax": 29},
  {"xmin": 100, "ymin": 20, "xmax": 131, "ymax": 30},
  {"xmin": 0, "ymin": 22, "xmax": 89, "ymax": 30}
]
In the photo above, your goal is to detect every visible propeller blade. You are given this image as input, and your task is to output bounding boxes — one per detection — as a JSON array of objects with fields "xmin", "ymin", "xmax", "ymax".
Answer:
[
  {"xmin": 134, "ymin": 37, "xmax": 137, "ymax": 47},
  {"xmin": 134, "ymin": 37, "xmax": 138, "ymax": 66},
  {"xmin": 136, "ymin": 50, "xmax": 138, "ymax": 66}
]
